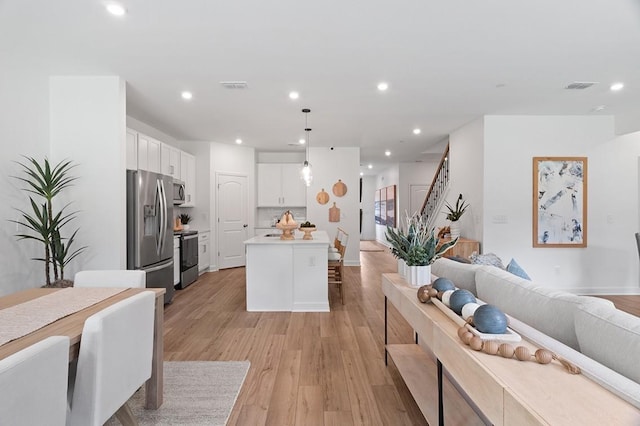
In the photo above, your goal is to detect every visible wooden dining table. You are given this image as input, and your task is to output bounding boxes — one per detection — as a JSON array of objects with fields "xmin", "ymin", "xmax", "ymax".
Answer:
[{"xmin": 0, "ymin": 287, "xmax": 166, "ymax": 409}]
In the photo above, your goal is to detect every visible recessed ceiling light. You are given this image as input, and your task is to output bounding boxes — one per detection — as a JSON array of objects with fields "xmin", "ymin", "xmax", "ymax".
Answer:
[
  {"xmin": 105, "ymin": 3, "xmax": 126, "ymax": 16},
  {"xmin": 360, "ymin": 172, "xmax": 364, "ymax": 176},
  {"xmin": 289, "ymin": 91, "xmax": 299, "ymax": 100},
  {"xmin": 377, "ymin": 82, "xmax": 388, "ymax": 91},
  {"xmin": 181, "ymin": 91, "xmax": 193, "ymax": 100},
  {"xmin": 235, "ymin": 139, "xmax": 242, "ymax": 145},
  {"xmin": 299, "ymin": 139, "xmax": 305, "ymax": 145},
  {"xmin": 368, "ymin": 164, "xmax": 373, "ymax": 169},
  {"xmin": 610, "ymin": 82, "xmax": 624, "ymax": 91},
  {"xmin": 413, "ymin": 128, "xmax": 421, "ymax": 135},
  {"xmin": 385, "ymin": 150, "xmax": 391, "ymax": 156}
]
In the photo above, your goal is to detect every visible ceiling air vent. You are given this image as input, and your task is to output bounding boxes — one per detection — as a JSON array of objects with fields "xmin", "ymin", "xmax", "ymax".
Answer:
[
  {"xmin": 220, "ymin": 81, "xmax": 248, "ymax": 89},
  {"xmin": 565, "ymin": 81, "xmax": 598, "ymax": 90}
]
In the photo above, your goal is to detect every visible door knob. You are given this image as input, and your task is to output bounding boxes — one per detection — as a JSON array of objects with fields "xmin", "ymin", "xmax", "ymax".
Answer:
[{"xmin": 243, "ymin": 224, "xmax": 248, "ymax": 228}]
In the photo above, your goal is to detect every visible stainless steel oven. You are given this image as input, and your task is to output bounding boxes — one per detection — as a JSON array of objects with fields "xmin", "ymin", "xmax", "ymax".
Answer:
[{"xmin": 176, "ymin": 230, "xmax": 198, "ymax": 289}]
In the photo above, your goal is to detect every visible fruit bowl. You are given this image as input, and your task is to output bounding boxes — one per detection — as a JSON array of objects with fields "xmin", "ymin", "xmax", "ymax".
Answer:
[{"xmin": 299, "ymin": 226, "xmax": 317, "ymax": 240}]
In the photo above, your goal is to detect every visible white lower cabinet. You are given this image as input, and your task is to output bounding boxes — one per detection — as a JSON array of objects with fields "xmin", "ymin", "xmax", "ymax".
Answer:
[
  {"xmin": 198, "ymin": 231, "xmax": 210, "ymax": 274},
  {"xmin": 173, "ymin": 236, "xmax": 180, "ymax": 286}
]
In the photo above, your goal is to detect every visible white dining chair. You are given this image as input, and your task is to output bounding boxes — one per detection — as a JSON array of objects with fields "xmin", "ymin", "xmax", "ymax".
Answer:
[
  {"xmin": 66, "ymin": 291, "xmax": 155, "ymax": 426},
  {"xmin": 74, "ymin": 270, "xmax": 146, "ymax": 288},
  {"xmin": 0, "ymin": 336, "xmax": 70, "ymax": 426}
]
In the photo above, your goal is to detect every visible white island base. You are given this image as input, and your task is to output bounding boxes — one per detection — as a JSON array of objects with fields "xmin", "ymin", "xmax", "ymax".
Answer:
[{"xmin": 244, "ymin": 230, "xmax": 330, "ymax": 312}]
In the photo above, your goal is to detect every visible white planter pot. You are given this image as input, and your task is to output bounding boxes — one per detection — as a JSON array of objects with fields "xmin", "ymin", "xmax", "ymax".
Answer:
[
  {"xmin": 406, "ymin": 265, "xmax": 432, "ymax": 288},
  {"xmin": 449, "ymin": 222, "xmax": 460, "ymax": 239},
  {"xmin": 397, "ymin": 259, "xmax": 407, "ymax": 278}
]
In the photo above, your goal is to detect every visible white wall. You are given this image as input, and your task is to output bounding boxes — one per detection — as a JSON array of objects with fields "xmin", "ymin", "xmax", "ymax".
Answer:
[
  {"xmin": 49, "ymin": 76, "xmax": 127, "ymax": 276},
  {"xmin": 209, "ymin": 142, "xmax": 256, "ymax": 271},
  {"xmin": 398, "ymin": 161, "xmax": 439, "ymax": 219},
  {"xmin": 478, "ymin": 115, "xmax": 640, "ymax": 293},
  {"xmin": 441, "ymin": 118, "xmax": 485, "ymax": 243},
  {"xmin": 0, "ymin": 65, "xmax": 50, "ymax": 293},
  {"xmin": 360, "ymin": 176, "xmax": 377, "ymax": 240},
  {"xmin": 306, "ymin": 147, "xmax": 360, "ymax": 266}
]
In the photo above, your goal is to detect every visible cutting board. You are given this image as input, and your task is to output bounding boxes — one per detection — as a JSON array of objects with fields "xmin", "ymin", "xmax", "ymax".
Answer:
[
  {"xmin": 332, "ymin": 179, "xmax": 347, "ymax": 197},
  {"xmin": 329, "ymin": 202, "xmax": 340, "ymax": 222},
  {"xmin": 316, "ymin": 188, "xmax": 329, "ymax": 205}
]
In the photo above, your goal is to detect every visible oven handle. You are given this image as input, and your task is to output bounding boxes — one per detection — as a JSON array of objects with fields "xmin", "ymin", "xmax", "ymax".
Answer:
[{"xmin": 182, "ymin": 234, "xmax": 198, "ymax": 241}]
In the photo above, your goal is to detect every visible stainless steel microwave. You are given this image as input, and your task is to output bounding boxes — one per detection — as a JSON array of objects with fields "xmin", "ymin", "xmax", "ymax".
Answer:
[{"xmin": 173, "ymin": 180, "xmax": 185, "ymax": 205}]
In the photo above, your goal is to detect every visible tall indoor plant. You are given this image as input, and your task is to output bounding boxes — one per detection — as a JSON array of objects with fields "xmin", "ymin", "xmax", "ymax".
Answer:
[
  {"xmin": 11, "ymin": 157, "xmax": 86, "ymax": 287},
  {"xmin": 386, "ymin": 212, "xmax": 458, "ymax": 287},
  {"xmin": 443, "ymin": 193, "xmax": 469, "ymax": 239}
]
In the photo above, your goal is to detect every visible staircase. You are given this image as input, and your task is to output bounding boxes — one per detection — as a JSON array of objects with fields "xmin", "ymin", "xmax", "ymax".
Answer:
[{"xmin": 420, "ymin": 144, "xmax": 450, "ymax": 229}]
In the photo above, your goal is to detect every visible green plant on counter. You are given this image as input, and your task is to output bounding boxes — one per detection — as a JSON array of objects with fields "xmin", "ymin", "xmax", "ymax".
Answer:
[
  {"xmin": 179, "ymin": 213, "xmax": 192, "ymax": 225},
  {"xmin": 386, "ymin": 212, "xmax": 458, "ymax": 266},
  {"xmin": 11, "ymin": 157, "xmax": 86, "ymax": 286}
]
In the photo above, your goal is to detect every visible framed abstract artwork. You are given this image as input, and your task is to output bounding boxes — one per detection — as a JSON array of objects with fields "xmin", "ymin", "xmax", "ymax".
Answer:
[
  {"xmin": 532, "ymin": 157, "xmax": 587, "ymax": 247},
  {"xmin": 375, "ymin": 189, "xmax": 382, "ymax": 224},
  {"xmin": 386, "ymin": 185, "xmax": 396, "ymax": 227}
]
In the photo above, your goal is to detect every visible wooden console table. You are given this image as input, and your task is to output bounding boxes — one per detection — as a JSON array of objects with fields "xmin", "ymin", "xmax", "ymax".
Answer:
[
  {"xmin": 439, "ymin": 237, "xmax": 479, "ymax": 259},
  {"xmin": 382, "ymin": 273, "xmax": 640, "ymax": 426}
]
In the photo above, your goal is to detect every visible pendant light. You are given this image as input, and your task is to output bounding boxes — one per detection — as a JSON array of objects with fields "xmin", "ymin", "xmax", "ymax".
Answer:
[{"xmin": 300, "ymin": 108, "xmax": 313, "ymax": 186}]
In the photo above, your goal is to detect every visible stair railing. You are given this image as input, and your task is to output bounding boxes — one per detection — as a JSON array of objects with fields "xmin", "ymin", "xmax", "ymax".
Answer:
[{"xmin": 420, "ymin": 144, "xmax": 450, "ymax": 229}]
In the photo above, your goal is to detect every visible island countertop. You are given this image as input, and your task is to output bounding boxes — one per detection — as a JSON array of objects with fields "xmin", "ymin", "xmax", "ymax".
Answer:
[{"xmin": 244, "ymin": 230, "xmax": 330, "ymax": 245}]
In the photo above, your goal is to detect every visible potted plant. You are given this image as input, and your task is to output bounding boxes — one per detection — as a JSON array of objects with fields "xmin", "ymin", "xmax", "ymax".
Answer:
[
  {"xmin": 443, "ymin": 193, "xmax": 469, "ymax": 239},
  {"xmin": 179, "ymin": 213, "xmax": 192, "ymax": 230},
  {"xmin": 11, "ymin": 157, "xmax": 86, "ymax": 287},
  {"xmin": 386, "ymin": 212, "xmax": 458, "ymax": 287}
]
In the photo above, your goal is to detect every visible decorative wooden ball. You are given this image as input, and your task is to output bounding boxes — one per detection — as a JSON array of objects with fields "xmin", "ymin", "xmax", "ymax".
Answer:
[
  {"xmin": 469, "ymin": 336, "xmax": 484, "ymax": 351},
  {"xmin": 457, "ymin": 327, "xmax": 468, "ymax": 340},
  {"xmin": 432, "ymin": 277, "xmax": 455, "ymax": 292},
  {"xmin": 449, "ymin": 289, "xmax": 477, "ymax": 315},
  {"xmin": 417, "ymin": 286, "xmax": 431, "ymax": 303},
  {"xmin": 461, "ymin": 331, "xmax": 474, "ymax": 345},
  {"xmin": 473, "ymin": 304, "xmax": 508, "ymax": 334},
  {"xmin": 441, "ymin": 290, "xmax": 455, "ymax": 307},
  {"xmin": 482, "ymin": 340, "xmax": 500, "ymax": 355},
  {"xmin": 514, "ymin": 346, "xmax": 531, "ymax": 361},
  {"xmin": 535, "ymin": 349, "xmax": 553, "ymax": 364},
  {"xmin": 498, "ymin": 343, "xmax": 515, "ymax": 358},
  {"xmin": 427, "ymin": 288, "xmax": 439, "ymax": 298},
  {"xmin": 461, "ymin": 302, "xmax": 481, "ymax": 321}
]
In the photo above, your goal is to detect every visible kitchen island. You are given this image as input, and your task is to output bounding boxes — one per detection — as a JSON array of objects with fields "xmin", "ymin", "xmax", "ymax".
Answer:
[{"xmin": 244, "ymin": 230, "xmax": 330, "ymax": 312}]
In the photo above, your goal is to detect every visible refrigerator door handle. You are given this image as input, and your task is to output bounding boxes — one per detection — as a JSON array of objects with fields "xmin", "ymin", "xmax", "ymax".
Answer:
[
  {"xmin": 155, "ymin": 179, "xmax": 163, "ymax": 256},
  {"xmin": 159, "ymin": 178, "xmax": 167, "ymax": 254},
  {"xmin": 144, "ymin": 259, "xmax": 173, "ymax": 273}
]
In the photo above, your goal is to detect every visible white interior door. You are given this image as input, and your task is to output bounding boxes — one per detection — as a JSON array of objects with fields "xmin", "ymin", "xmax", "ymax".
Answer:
[
  {"xmin": 217, "ymin": 174, "xmax": 248, "ymax": 269},
  {"xmin": 410, "ymin": 184, "xmax": 428, "ymax": 217}
]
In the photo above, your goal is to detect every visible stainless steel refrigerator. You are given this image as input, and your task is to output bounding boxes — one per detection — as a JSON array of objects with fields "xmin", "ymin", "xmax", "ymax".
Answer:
[{"xmin": 127, "ymin": 170, "xmax": 175, "ymax": 304}]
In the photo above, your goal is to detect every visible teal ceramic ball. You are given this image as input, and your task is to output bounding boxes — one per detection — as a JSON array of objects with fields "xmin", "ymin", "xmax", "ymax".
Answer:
[
  {"xmin": 432, "ymin": 277, "xmax": 455, "ymax": 293},
  {"xmin": 473, "ymin": 304, "xmax": 508, "ymax": 334},
  {"xmin": 449, "ymin": 289, "xmax": 476, "ymax": 315}
]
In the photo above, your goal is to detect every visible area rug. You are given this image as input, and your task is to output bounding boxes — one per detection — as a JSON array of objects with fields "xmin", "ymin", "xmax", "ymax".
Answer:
[
  {"xmin": 106, "ymin": 360, "xmax": 250, "ymax": 426},
  {"xmin": 360, "ymin": 240, "xmax": 384, "ymax": 252}
]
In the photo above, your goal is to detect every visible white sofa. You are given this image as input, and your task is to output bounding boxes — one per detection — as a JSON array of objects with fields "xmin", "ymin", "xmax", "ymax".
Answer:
[{"xmin": 432, "ymin": 257, "xmax": 640, "ymax": 409}]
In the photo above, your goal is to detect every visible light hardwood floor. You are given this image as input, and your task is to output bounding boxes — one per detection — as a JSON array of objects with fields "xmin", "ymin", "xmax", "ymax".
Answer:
[
  {"xmin": 163, "ymin": 242, "xmax": 427, "ymax": 426},
  {"xmin": 162, "ymin": 245, "xmax": 640, "ymax": 425}
]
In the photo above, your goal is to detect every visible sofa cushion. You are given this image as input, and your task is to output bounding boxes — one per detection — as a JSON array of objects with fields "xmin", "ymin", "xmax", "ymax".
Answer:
[
  {"xmin": 575, "ymin": 303, "xmax": 640, "ymax": 385},
  {"xmin": 506, "ymin": 258, "xmax": 531, "ymax": 280},
  {"xmin": 475, "ymin": 267, "xmax": 613, "ymax": 351},
  {"xmin": 431, "ymin": 257, "xmax": 481, "ymax": 295}
]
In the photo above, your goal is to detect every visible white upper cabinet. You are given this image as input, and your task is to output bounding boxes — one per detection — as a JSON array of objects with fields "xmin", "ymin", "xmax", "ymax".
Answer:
[
  {"xmin": 126, "ymin": 129, "xmax": 138, "ymax": 170},
  {"xmin": 180, "ymin": 152, "xmax": 196, "ymax": 207},
  {"xmin": 257, "ymin": 163, "xmax": 306, "ymax": 207},
  {"xmin": 161, "ymin": 143, "xmax": 181, "ymax": 178},
  {"xmin": 136, "ymin": 133, "xmax": 161, "ymax": 173}
]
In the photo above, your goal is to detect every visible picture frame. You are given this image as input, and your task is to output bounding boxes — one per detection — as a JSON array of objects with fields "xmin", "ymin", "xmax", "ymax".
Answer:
[
  {"xmin": 532, "ymin": 157, "xmax": 587, "ymax": 247},
  {"xmin": 386, "ymin": 185, "xmax": 396, "ymax": 227},
  {"xmin": 375, "ymin": 189, "xmax": 382, "ymax": 224}
]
